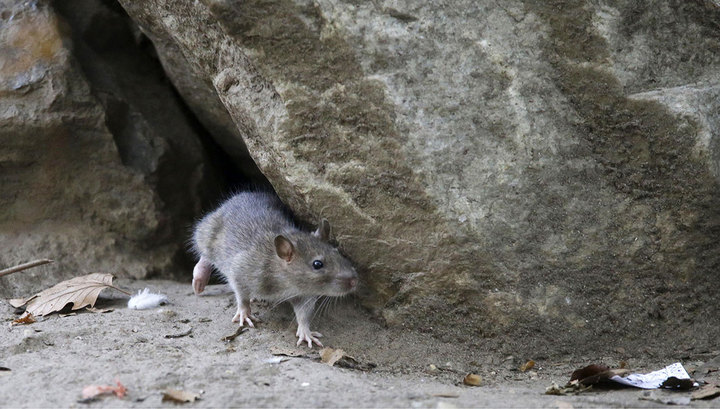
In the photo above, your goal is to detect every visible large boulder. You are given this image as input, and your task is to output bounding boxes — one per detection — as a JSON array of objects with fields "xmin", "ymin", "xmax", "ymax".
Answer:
[
  {"xmin": 0, "ymin": 0, "xmax": 219, "ymax": 296},
  {"xmin": 120, "ymin": 0, "xmax": 720, "ymax": 354}
]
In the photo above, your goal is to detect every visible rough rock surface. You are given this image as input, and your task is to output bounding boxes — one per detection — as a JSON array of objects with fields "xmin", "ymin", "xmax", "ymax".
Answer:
[
  {"xmin": 114, "ymin": 0, "xmax": 720, "ymax": 355},
  {"xmin": 0, "ymin": 0, "xmax": 217, "ymax": 296}
]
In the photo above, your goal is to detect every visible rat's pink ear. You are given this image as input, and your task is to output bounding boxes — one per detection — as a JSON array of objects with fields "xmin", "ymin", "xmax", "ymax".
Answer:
[
  {"xmin": 274, "ymin": 235, "xmax": 295, "ymax": 262},
  {"xmin": 312, "ymin": 219, "xmax": 331, "ymax": 241}
]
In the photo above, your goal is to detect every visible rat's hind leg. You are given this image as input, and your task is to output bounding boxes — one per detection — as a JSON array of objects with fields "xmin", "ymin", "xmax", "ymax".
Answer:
[
  {"xmin": 192, "ymin": 256, "xmax": 212, "ymax": 295},
  {"xmin": 227, "ymin": 280, "xmax": 255, "ymax": 327}
]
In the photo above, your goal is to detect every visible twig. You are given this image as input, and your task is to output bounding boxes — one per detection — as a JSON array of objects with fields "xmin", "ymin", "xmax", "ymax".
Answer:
[
  {"xmin": 165, "ymin": 326, "xmax": 193, "ymax": 339},
  {"xmin": 0, "ymin": 259, "xmax": 54, "ymax": 278}
]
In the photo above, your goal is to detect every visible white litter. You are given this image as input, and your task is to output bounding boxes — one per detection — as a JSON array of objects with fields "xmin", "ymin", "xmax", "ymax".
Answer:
[
  {"xmin": 127, "ymin": 288, "xmax": 168, "ymax": 310},
  {"xmin": 610, "ymin": 362, "xmax": 697, "ymax": 389}
]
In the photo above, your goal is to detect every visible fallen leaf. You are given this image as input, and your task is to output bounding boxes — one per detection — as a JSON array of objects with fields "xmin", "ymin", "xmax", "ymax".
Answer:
[
  {"xmin": 570, "ymin": 364, "xmax": 609, "ymax": 382},
  {"xmin": 520, "ymin": 360, "xmax": 535, "ymax": 372},
  {"xmin": 9, "ymin": 297, "xmax": 34, "ymax": 308},
  {"xmin": 220, "ymin": 327, "xmax": 248, "ymax": 342},
  {"xmin": 317, "ymin": 347, "xmax": 375, "ymax": 371},
  {"xmin": 81, "ymin": 380, "xmax": 126, "ymax": 400},
  {"xmin": 570, "ymin": 364, "xmax": 629, "ymax": 386},
  {"xmin": 0, "ymin": 367, "xmax": 10, "ymax": 372},
  {"xmin": 162, "ymin": 389, "xmax": 200, "ymax": 403},
  {"xmin": 692, "ymin": 383, "xmax": 720, "ymax": 400},
  {"xmin": 11, "ymin": 312, "xmax": 36, "ymax": 326},
  {"xmin": 19, "ymin": 273, "xmax": 119, "ymax": 316},
  {"xmin": 463, "ymin": 373, "xmax": 482, "ymax": 386},
  {"xmin": 320, "ymin": 347, "xmax": 346, "ymax": 366}
]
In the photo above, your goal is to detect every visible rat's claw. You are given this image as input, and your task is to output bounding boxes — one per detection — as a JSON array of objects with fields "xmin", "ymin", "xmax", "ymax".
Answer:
[
  {"xmin": 296, "ymin": 328, "xmax": 323, "ymax": 348},
  {"xmin": 231, "ymin": 309, "xmax": 255, "ymax": 328}
]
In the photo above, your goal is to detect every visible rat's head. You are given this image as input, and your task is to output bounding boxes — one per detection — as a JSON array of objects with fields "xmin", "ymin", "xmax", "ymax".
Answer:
[{"xmin": 273, "ymin": 219, "xmax": 358, "ymax": 297}]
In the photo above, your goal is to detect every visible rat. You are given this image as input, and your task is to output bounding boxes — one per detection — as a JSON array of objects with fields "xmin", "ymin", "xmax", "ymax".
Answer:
[{"xmin": 191, "ymin": 191, "xmax": 358, "ymax": 347}]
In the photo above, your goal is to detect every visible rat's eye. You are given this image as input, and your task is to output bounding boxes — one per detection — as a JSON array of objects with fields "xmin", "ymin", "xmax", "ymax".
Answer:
[{"xmin": 312, "ymin": 260, "xmax": 324, "ymax": 270}]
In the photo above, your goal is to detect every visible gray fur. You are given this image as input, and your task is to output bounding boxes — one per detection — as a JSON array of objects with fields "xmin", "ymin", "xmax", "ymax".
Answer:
[{"xmin": 192, "ymin": 191, "xmax": 357, "ymax": 346}]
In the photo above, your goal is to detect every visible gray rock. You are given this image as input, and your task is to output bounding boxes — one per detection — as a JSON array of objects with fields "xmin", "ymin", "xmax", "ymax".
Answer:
[
  {"xmin": 0, "ymin": 0, "xmax": 218, "ymax": 296},
  {"xmin": 117, "ymin": 0, "xmax": 720, "ymax": 354}
]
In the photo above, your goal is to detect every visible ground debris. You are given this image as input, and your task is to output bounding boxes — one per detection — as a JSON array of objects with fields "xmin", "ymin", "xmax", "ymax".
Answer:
[
  {"xmin": 80, "ymin": 380, "xmax": 126, "ymax": 402},
  {"xmin": 165, "ymin": 326, "xmax": 193, "ymax": 339},
  {"xmin": 86, "ymin": 307, "xmax": 114, "ymax": 313},
  {"xmin": 11, "ymin": 273, "xmax": 129, "ymax": 316},
  {"xmin": 318, "ymin": 347, "xmax": 376, "ymax": 371},
  {"xmin": 11, "ymin": 312, "xmax": 36, "ymax": 326},
  {"xmin": 545, "ymin": 380, "xmax": 592, "ymax": 395},
  {"xmin": 520, "ymin": 360, "xmax": 535, "ymax": 372},
  {"xmin": 661, "ymin": 377, "xmax": 695, "ymax": 390},
  {"xmin": 570, "ymin": 364, "xmax": 628, "ymax": 386},
  {"xmin": 692, "ymin": 383, "xmax": 720, "ymax": 400},
  {"xmin": 162, "ymin": 389, "xmax": 201, "ymax": 403},
  {"xmin": 320, "ymin": 347, "xmax": 346, "ymax": 366},
  {"xmin": 463, "ymin": 373, "xmax": 482, "ymax": 386},
  {"xmin": 220, "ymin": 327, "xmax": 248, "ymax": 342}
]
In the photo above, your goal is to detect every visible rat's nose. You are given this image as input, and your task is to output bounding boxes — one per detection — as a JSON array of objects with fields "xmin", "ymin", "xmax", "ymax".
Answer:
[{"xmin": 349, "ymin": 278, "xmax": 357, "ymax": 288}]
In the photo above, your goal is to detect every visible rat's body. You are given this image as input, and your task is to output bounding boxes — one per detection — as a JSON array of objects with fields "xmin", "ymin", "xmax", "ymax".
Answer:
[{"xmin": 191, "ymin": 191, "xmax": 358, "ymax": 347}]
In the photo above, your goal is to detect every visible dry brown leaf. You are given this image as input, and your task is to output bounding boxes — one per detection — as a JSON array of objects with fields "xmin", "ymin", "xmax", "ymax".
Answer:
[
  {"xmin": 81, "ymin": 380, "xmax": 126, "ymax": 399},
  {"xmin": 9, "ymin": 297, "xmax": 34, "ymax": 308},
  {"xmin": 21, "ymin": 273, "xmax": 117, "ymax": 316},
  {"xmin": 320, "ymin": 347, "xmax": 346, "ymax": 366},
  {"xmin": 162, "ymin": 389, "xmax": 200, "ymax": 403},
  {"xmin": 463, "ymin": 373, "xmax": 482, "ymax": 386},
  {"xmin": 520, "ymin": 360, "xmax": 535, "ymax": 372},
  {"xmin": 11, "ymin": 312, "xmax": 36, "ymax": 326}
]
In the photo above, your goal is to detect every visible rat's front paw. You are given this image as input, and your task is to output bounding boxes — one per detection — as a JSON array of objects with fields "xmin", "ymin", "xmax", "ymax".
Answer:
[
  {"xmin": 231, "ymin": 306, "xmax": 256, "ymax": 328},
  {"xmin": 296, "ymin": 327, "xmax": 323, "ymax": 348}
]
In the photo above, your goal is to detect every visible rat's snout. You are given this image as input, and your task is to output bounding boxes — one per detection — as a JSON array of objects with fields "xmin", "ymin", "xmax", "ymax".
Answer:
[{"xmin": 340, "ymin": 269, "xmax": 359, "ymax": 292}]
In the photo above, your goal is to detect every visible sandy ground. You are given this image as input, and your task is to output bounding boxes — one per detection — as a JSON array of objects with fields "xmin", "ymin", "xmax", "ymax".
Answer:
[{"xmin": 1, "ymin": 279, "xmax": 718, "ymax": 408}]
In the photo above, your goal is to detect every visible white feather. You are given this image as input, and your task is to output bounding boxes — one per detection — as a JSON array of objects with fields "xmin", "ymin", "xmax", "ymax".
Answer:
[{"xmin": 127, "ymin": 288, "xmax": 168, "ymax": 310}]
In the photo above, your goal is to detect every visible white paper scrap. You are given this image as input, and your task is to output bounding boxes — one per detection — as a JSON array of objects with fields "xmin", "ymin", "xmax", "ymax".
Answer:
[{"xmin": 610, "ymin": 362, "xmax": 694, "ymax": 389}]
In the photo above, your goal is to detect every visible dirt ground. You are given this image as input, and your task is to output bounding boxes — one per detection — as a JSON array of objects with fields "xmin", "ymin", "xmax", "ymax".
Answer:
[{"xmin": 1, "ymin": 279, "xmax": 718, "ymax": 408}]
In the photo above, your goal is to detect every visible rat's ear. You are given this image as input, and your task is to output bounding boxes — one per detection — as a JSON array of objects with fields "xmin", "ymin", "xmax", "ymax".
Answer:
[
  {"xmin": 274, "ymin": 235, "xmax": 295, "ymax": 262},
  {"xmin": 312, "ymin": 219, "xmax": 331, "ymax": 241}
]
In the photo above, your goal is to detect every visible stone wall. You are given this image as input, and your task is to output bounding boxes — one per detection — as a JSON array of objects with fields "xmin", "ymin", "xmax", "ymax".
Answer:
[
  {"xmin": 0, "ymin": 0, "xmax": 222, "ymax": 295},
  {"xmin": 3, "ymin": 0, "xmax": 719, "ymax": 355}
]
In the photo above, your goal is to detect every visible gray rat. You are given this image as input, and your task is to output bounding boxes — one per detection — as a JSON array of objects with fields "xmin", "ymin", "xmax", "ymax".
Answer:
[{"xmin": 191, "ymin": 191, "xmax": 358, "ymax": 347}]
